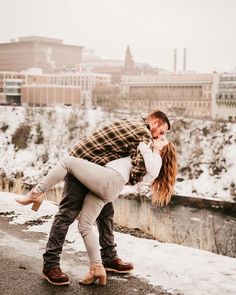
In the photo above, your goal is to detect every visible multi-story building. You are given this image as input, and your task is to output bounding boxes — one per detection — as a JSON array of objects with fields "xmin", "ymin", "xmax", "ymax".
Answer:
[
  {"xmin": 212, "ymin": 73, "xmax": 236, "ymax": 121},
  {"xmin": 78, "ymin": 45, "xmax": 141, "ymax": 84},
  {"xmin": 0, "ymin": 36, "xmax": 83, "ymax": 73},
  {"xmin": 21, "ymin": 84, "xmax": 81, "ymax": 107},
  {"xmin": 0, "ymin": 67, "xmax": 111, "ymax": 107},
  {"xmin": 49, "ymin": 70, "xmax": 111, "ymax": 106},
  {"xmin": 0, "ymin": 72, "xmax": 26, "ymax": 105},
  {"xmin": 77, "ymin": 60, "xmax": 124, "ymax": 84},
  {"xmin": 120, "ymin": 73, "xmax": 215, "ymax": 118}
]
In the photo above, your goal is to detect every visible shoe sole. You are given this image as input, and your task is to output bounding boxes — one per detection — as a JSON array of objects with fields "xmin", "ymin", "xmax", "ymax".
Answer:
[
  {"xmin": 104, "ymin": 267, "xmax": 133, "ymax": 274},
  {"xmin": 42, "ymin": 274, "xmax": 70, "ymax": 286}
]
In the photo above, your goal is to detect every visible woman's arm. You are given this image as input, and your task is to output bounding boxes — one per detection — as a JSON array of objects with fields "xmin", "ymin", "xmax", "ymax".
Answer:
[
  {"xmin": 129, "ymin": 133, "xmax": 152, "ymax": 185},
  {"xmin": 138, "ymin": 142, "xmax": 162, "ymax": 182}
]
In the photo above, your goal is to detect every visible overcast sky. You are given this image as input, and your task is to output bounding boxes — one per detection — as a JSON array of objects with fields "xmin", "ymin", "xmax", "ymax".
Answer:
[{"xmin": 0, "ymin": 0, "xmax": 235, "ymax": 73}]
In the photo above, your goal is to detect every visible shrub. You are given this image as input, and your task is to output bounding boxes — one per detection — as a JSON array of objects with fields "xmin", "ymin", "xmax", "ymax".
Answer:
[
  {"xmin": 67, "ymin": 112, "xmax": 79, "ymax": 140},
  {"xmin": 41, "ymin": 152, "xmax": 49, "ymax": 164},
  {"xmin": 12, "ymin": 123, "xmax": 31, "ymax": 151},
  {"xmin": 230, "ymin": 182, "xmax": 236, "ymax": 200},
  {"xmin": 35, "ymin": 123, "xmax": 44, "ymax": 144},
  {"xmin": 202, "ymin": 127, "xmax": 210, "ymax": 137},
  {"xmin": 0, "ymin": 123, "xmax": 9, "ymax": 132}
]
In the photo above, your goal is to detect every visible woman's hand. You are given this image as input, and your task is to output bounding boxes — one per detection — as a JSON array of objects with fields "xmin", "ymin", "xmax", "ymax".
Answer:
[
  {"xmin": 153, "ymin": 137, "xmax": 168, "ymax": 153},
  {"xmin": 138, "ymin": 142, "xmax": 152, "ymax": 155}
]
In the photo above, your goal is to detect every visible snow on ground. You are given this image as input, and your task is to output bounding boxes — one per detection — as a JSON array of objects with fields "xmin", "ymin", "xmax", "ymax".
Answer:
[{"xmin": 1, "ymin": 192, "xmax": 236, "ymax": 295}]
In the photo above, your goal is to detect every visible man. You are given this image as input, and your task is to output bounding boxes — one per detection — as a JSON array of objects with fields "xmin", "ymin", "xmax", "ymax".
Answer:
[{"xmin": 42, "ymin": 110, "xmax": 170, "ymax": 285}]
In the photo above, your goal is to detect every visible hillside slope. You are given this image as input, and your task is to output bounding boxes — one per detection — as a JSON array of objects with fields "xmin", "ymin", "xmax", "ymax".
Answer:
[{"xmin": 0, "ymin": 106, "xmax": 235, "ymax": 202}]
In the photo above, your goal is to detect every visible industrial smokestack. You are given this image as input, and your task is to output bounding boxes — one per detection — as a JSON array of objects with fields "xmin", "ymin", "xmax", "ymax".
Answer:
[
  {"xmin": 173, "ymin": 49, "xmax": 177, "ymax": 73},
  {"xmin": 183, "ymin": 48, "xmax": 187, "ymax": 72}
]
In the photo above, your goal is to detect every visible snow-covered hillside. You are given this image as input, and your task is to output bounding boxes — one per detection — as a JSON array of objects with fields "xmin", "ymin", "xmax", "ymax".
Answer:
[
  {"xmin": 171, "ymin": 118, "xmax": 236, "ymax": 201},
  {"xmin": 0, "ymin": 106, "xmax": 235, "ymax": 202}
]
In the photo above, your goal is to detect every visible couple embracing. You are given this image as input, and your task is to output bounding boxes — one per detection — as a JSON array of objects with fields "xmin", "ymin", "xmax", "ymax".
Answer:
[{"xmin": 16, "ymin": 109, "xmax": 177, "ymax": 286}]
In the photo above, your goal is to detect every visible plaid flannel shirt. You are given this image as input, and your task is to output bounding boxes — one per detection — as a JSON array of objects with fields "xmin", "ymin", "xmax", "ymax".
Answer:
[{"xmin": 70, "ymin": 118, "xmax": 153, "ymax": 185}]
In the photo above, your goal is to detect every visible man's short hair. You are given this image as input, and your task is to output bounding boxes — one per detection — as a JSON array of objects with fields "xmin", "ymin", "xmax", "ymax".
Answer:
[{"xmin": 148, "ymin": 110, "xmax": 171, "ymax": 130}]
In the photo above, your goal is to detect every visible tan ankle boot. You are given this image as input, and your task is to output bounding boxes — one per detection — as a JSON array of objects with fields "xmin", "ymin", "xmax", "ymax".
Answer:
[
  {"xmin": 15, "ymin": 188, "xmax": 44, "ymax": 212},
  {"xmin": 79, "ymin": 263, "xmax": 107, "ymax": 286}
]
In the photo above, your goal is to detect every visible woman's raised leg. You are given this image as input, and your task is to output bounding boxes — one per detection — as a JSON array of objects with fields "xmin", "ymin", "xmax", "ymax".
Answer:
[{"xmin": 16, "ymin": 155, "xmax": 124, "ymax": 210}]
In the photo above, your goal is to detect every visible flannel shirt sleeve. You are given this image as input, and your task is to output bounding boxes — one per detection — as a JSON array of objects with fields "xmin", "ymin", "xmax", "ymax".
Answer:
[{"xmin": 128, "ymin": 133, "xmax": 153, "ymax": 185}]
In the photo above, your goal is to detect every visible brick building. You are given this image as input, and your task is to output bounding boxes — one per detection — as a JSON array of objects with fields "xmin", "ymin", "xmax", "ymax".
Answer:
[
  {"xmin": 21, "ymin": 84, "xmax": 81, "ymax": 107},
  {"xmin": 0, "ymin": 36, "xmax": 83, "ymax": 73}
]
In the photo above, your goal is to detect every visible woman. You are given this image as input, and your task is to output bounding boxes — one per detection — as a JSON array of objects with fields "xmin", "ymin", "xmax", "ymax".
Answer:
[{"xmin": 16, "ymin": 138, "xmax": 177, "ymax": 285}]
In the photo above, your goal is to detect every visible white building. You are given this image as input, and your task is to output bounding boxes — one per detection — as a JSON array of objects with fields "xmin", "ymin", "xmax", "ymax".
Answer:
[
  {"xmin": 211, "ymin": 73, "xmax": 236, "ymax": 121},
  {"xmin": 0, "ymin": 72, "xmax": 25, "ymax": 105}
]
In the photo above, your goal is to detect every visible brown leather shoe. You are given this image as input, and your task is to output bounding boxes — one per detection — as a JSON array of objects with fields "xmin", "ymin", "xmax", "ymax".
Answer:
[
  {"xmin": 42, "ymin": 266, "xmax": 69, "ymax": 285},
  {"xmin": 103, "ymin": 258, "xmax": 134, "ymax": 273}
]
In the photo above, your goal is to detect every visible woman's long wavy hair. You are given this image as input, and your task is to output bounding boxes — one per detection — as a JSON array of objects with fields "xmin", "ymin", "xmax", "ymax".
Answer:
[{"xmin": 151, "ymin": 142, "xmax": 177, "ymax": 206}]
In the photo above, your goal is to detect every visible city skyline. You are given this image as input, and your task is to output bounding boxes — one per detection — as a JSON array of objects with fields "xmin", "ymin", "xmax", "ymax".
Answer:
[{"xmin": 0, "ymin": 0, "xmax": 236, "ymax": 73}]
